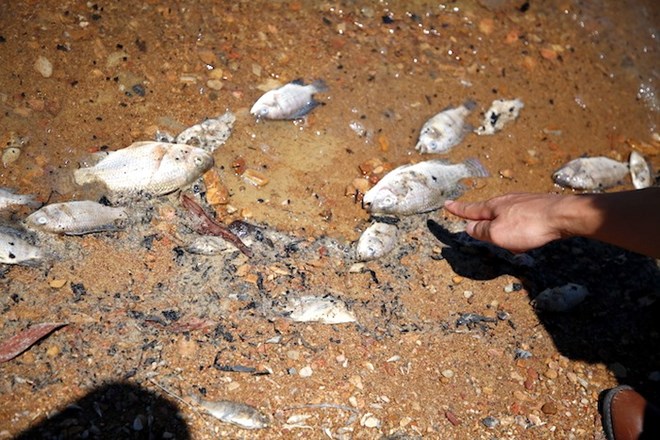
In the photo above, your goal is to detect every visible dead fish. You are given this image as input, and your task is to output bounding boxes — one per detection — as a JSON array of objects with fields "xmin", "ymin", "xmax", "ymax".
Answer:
[
  {"xmin": 552, "ymin": 156, "xmax": 629, "ymax": 190},
  {"xmin": 0, "ymin": 188, "xmax": 39, "ymax": 211},
  {"xmin": 191, "ymin": 394, "xmax": 269, "ymax": 430},
  {"xmin": 185, "ymin": 236, "xmax": 231, "ymax": 255},
  {"xmin": 286, "ymin": 295, "xmax": 357, "ymax": 324},
  {"xmin": 362, "ymin": 158, "xmax": 489, "ymax": 215},
  {"xmin": 0, "ymin": 228, "xmax": 43, "ymax": 266},
  {"xmin": 629, "ymin": 151, "xmax": 652, "ymax": 189},
  {"xmin": 74, "ymin": 141, "xmax": 213, "ymax": 197},
  {"xmin": 531, "ymin": 283, "xmax": 589, "ymax": 312},
  {"xmin": 415, "ymin": 100, "xmax": 476, "ymax": 154},
  {"xmin": 175, "ymin": 111, "xmax": 236, "ymax": 152},
  {"xmin": 475, "ymin": 98, "xmax": 524, "ymax": 135},
  {"xmin": 355, "ymin": 222, "xmax": 398, "ymax": 261},
  {"xmin": 25, "ymin": 201, "xmax": 127, "ymax": 235},
  {"xmin": 250, "ymin": 79, "xmax": 327, "ymax": 120}
]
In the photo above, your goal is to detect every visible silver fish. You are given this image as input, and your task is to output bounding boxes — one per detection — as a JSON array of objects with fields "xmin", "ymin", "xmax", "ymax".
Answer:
[
  {"xmin": 356, "ymin": 222, "xmax": 398, "ymax": 261},
  {"xmin": 175, "ymin": 111, "xmax": 236, "ymax": 152},
  {"xmin": 286, "ymin": 295, "xmax": 357, "ymax": 324},
  {"xmin": 74, "ymin": 141, "xmax": 213, "ymax": 197},
  {"xmin": 0, "ymin": 188, "xmax": 39, "ymax": 211},
  {"xmin": 362, "ymin": 158, "xmax": 489, "ymax": 215},
  {"xmin": 552, "ymin": 156, "xmax": 629, "ymax": 190},
  {"xmin": 25, "ymin": 201, "xmax": 128, "ymax": 235},
  {"xmin": 475, "ymin": 98, "xmax": 524, "ymax": 135},
  {"xmin": 250, "ymin": 79, "xmax": 327, "ymax": 120},
  {"xmin": 191, "ymin": 394, "xmax": 269, "ymax": 430},
  {"xmin": 629, "ymin": 151, "xmax": 652, "ymax": 189},
  {"xmin": 531, "ymin": 283, "xmax": 589, "ymax": 312},
  {"xmin": 0, "ymin": 228, "xmax": 43, "ymax": 265},
  {"xmin": 415, "ymin": 100, "xmax": 475, "ymax": 154}
]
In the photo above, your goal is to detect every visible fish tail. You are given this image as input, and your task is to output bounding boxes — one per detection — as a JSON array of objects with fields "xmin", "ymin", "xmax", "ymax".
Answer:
[
  {"xmin": 463, "ymin": 99, "xmax": 477, "ymax": 111},
  {"xmin": 311, "ymin": 79, "xmax": 328, "ymax": 93},
  {"xmin": 463, "ymin": 158, "xmax": 489, "ymax": 178}
]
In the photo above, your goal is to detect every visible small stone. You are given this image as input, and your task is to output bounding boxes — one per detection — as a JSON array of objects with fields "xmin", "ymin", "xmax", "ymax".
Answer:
[
  {"xmin": 349, "ymin": 375, "xmax": 364, "ymax": 390},
  {"xmin": 513, "ymin": 390, "xmax": 528, "ymax": 401},
  {"xmin": 452, "ymin": 276, "xmax": 463, "ymax": 284},
  {"xmin": 49, "ymin": 279, "xmax": 67, "ymax": 289},
  {"xmin": 478, "ymin": 18, "xmax": 495, "ymax": 35},
  {"xmin": 299, "ymin": 365, "xmax": 313, "ymax": 377},
  {"xmin": 286, "ymin": 350, "xmax": 300, "ymax": 360},
  {"xmin": 482, "ymin": 416, "xmax": 500, "ymax": 428},
  {"xmin": 463, "ymin": 290, "xmax": 473, "ymax": 299},
  {"xmin": 504, "ymin": 283, "xmax": 515, "ymax": 293},
  {"xmin": 541, "ymin": 401, "xmax": 558, "ymax": 415},
  {"xmin": 206, "ymin": 79, "xmax": 224, "ymax": 90},
  {"xmin": 441, "ymin": 369, "xmax": 454, "ymax": 378},
  {"xmin": 46, "ymin": 345, "xmax": 60, "ymax": 357},
  {"xmin": 544, "ymin": 369, "xmax": 558, "ymax": 380},
  {"xmin": 197, "ymin": 49, "xmax": 218, "ymax": 66},
  {"xmin": 34, "ymin": 56, "xmax": 53, "ymax": 78},
  {"xmin": 2, "ymin": 148, "xmax": 21, "ymax": 167},
  {"xmin": 360, "ymin": 413, "xmax": 381, "ymax": 428},
  {"xmin": 499, "ymin": 169, "xmax": 514, "ymax": 179}
]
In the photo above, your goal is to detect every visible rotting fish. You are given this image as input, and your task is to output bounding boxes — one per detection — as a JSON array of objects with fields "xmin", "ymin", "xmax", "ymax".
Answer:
[
  {"xmin": 175, "ymin": 111, "xmax": 236, "ymax": 152},
  {"xmin": 0, "ymin": 227, "xmax": 43, "ymax": 266},
  {"xmin": 190, "ymin": 394, "xmax": 270, "ymax": 430},
  {"xmin": 25, "ymin": 201, "xmax": 128, "ymax": 235},
  {"xmin": 552, "ymin": 156, "xmax": 629, "ymax": 190},
  {"xmin": 531, "ymin": 283, "xmax": 589, "ymax": 312},
  {"xmin": 181, "ymin": 193, "xmax": 252, "ymax": 257},
  {"xmin": 355, "ymin": 222, "xmax": 398, "ymax": 261},
  {"xmin": 629, "ymin": 151, "xmax": 652, "ymax": 189},
  {"xmin": 362, "ymin": 158, "xmax": 489, "ymax": 215},
  {"xmin": 475, "ymin": 98, "xmax": 524, "ymax": 135},
  {"xmin": 74, "ymin": 141, "xmax": 214, "ymax": 197},
  {"xmin": 286, "ymin": 295, "xmax": 357, "ymax": 324},
  {"xmin": 415, "ymin": 100, "xmax": 476, "ymax": 154},
  {"xmin": 250, "ymin": 79, "xmax": 327, "ymax": 120},
  {"xmin": 0, "ymin": 188, "xmax": 39, "ymax": 211}
]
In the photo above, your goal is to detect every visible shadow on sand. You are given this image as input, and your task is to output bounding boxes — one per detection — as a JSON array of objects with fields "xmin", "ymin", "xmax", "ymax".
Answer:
[
  {"xmin": 427, "ymin": 219, "xmax": 660, "ymax": 403},
  {"xmin": 14, "ymin": 381, "xmax": 191, "ymax": 440}
]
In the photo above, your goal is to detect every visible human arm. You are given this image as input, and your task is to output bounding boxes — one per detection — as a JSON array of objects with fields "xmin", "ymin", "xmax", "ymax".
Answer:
[{"xmin": 443, "ymin": 188, "xmax": 660, "ymax": 258}]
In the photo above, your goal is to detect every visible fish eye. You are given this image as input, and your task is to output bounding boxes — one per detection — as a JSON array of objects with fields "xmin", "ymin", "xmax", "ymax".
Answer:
[
  {"xmin": 382, "ymin": 195, "xmax": 395, "ymax": 208},
  {"xmin": 37, "ymin": 216, "xmax": 48, "ymax": 225},
  {"xmin": 194, "ymin": 156, "xmax": 204, "ymax": 166}
]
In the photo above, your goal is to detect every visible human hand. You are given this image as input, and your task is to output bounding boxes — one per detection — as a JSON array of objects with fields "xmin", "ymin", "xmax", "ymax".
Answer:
[{"xmin": 443, "ymin": 193, "xmax": 566, "ymax": 253}]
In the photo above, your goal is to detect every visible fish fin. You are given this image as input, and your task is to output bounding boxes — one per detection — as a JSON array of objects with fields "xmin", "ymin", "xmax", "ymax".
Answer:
[
  {"xmin": 463, "ymin": 158, "xmax": 489, "ymax": 177},
  {"xmin": 289, "ymin": 100, "xmax": 321, "ymax": 119},
  {"xmin": 462, "ymin": 99, "xmax": 477, "ymax": 111},
  {"xmin": 311, "ymin": 79, "xmax": 328, "ymax": 92},
  {"xmin": 291, "ymin": 78, "xmax": 305, "ymax": 86},
  {"xmin": 446, "ymin": 182, "xmax": 467, "ymax": 201}
]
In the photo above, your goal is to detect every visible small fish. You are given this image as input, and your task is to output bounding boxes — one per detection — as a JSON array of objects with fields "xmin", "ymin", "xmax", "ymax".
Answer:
[
  {"xmin": 552, "ymin": 156, "xmax": 629, "ymax": 190},
  {"xmin": 286, "ymin": 295, "xmax": 357, "ymax": 324},
  {"xmin": 355, "ymin": 222, "xmax": 398, "ymax": 261},
  {"xmin": 531, "ymin": 283, "xmax": 589, "ymax": 312},
  {"xmin": 362, "ymin": 158, "xmax": 489, "ymax": 215},
  {"xmin": 175, "ymin": 111, "xmax": 236, "ymax": 152},
  {"xmin": 475, "ymin": 98, "xmax": 524, "ymax": 135},
  {"xmin": 74, "ymin": 141, "xmax": 213, "ymax": 197},
  {"xmin": 25, "ymin": 201, "xmax": 128, "ymax": 235},
  {"xmin": 0, "ymin": 228, "xmax": 43, "ymax": 266},
  {"xmin": 629, "ymin": 151, "xmax": 652, "ymax": 189},
  {"xmin": 0, "ymin": 188, "xmax": 39, "ymax": 211},
  {"xmin": 191, "ymin": 394, "xmax": 269, "ymax": 430},
  {"xmin": 250, "ymin": 79, "xmax": 327, "ymax": 120},
  {"xmin": 415, "ymin": 100, "xmax": 476, "ymax": 154}
]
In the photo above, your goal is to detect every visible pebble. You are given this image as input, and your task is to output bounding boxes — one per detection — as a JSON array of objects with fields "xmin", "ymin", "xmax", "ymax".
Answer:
[
  {"xmin": 544, "ymin": 369, "xmax": 558, "ymax": 380},
  {"xmin": 513, "ymin": 390, "xmax": 528, "ymax": 401},
  {"xmin": 46, "ymin": 345, "xmax": 60, "ymax": 357},
  {"xmin": 34, "ymin": 56, "xmax": 53, "ymax": 78},
  {"xmin": 482, "ymin": 416, "xmax": 500, "ymax": 428},
  {"xmin": 2, "ymin": 147, "xmax": 21, "ymax": 166},
  {"xmin": 441, "ymin": 369, "xmax": 455, "ymax": 378},
  {"xmin": 299, "ymin": 365, "xmax": 313, "ymax": 377},
  {"xmin": 360, "ymin": 413, "xmax": 381, "ymax": 428},
  {"xmin": 499, "ymin": 169, "xmax": 514, "ymax": 179},
  {"xmin": 541, "ymin": 402, "xmax": 558, "ymax": 415},
  {"xmin": 49, "ymin": 279, "xmax": 67, "ymax": 289},
  {"xmin": 452, "ymin": 276, "xmax": 463, "ymax": 284},
  {"xmin": 206, "ymin": 79, "xmax": 224, "ymax": 90}
]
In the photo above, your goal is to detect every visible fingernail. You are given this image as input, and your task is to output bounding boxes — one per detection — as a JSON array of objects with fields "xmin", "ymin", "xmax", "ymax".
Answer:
[{"xmin": 444, "ymin": 199, "xmax": 454, "ymax": 206}]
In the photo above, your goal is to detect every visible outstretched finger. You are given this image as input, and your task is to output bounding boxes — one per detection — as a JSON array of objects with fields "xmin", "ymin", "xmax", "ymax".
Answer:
[
  {"xmin": 444, "ymin": 200, "xmax": 495, "ymax": 221},
  {"xmin": 465, "ymin": 219, "xmax": 493, "ymax": 243}
]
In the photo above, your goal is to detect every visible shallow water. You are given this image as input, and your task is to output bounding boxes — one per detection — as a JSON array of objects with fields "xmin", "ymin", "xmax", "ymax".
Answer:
[{"xmin": 1, "ymin": 1, "xmax": 659, "ymax": 438}]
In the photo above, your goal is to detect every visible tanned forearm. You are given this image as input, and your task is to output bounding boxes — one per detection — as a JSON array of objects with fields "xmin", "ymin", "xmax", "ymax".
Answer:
[{"xmin": 555, "ymin": 188, "xmax": 660, "ymax": 258}]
